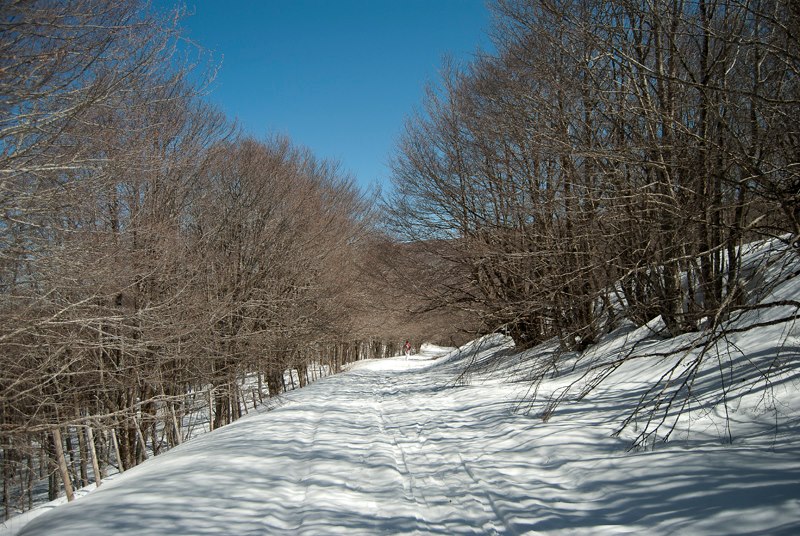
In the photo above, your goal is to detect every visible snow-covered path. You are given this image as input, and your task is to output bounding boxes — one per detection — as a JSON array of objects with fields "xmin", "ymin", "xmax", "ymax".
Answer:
[
  {"xmin": 13, "ymin": 338, "xmax": 800, "ymax": 535},
  {"xmin": 18, "ymin": 346, "xmax": 533, "ymax": 535}
]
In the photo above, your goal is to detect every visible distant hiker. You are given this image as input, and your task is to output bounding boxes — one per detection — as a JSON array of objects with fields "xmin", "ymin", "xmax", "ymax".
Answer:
[{"xmin": 404, "ymin": 340, "xmax": 412, "ymax": 358}]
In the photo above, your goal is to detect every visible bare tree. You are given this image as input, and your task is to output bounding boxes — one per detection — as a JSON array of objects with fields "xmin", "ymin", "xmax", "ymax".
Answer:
[{"xmin": 385, "ymin": 0, "xmax": 800, "ymax": 447}]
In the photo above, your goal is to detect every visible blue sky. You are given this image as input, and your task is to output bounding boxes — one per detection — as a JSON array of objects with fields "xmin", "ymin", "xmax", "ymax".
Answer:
[{"xmin": 169, "ymin": 0, "xmax": 493, "ymax": 193}]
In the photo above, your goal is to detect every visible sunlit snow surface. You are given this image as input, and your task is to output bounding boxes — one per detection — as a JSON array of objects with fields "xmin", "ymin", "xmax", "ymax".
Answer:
[{"xmin": 8, "ymin": 294, "xmax": 800, "ymax": 535}]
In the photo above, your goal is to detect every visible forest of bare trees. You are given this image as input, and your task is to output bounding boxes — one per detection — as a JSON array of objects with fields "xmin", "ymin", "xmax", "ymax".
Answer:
[
  {"xmin": 384, "ymin": 0, "xmax": 799, "ymax": 444},
  {"xmin": 387, "ymin": 0, "xmax": 799, "ymax": 345},
  {"xmin": 3, "ymin": 0, "xmax": 799, "ymax": 519},
  {"xmin": 0, "ymin": 0, "xmax": 431, "ymax": 517}
]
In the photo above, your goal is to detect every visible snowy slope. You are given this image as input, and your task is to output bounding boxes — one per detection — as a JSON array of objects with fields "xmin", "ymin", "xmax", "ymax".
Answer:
[{"xmin": 7, "ymin": 241, "xmax": 800, "ymax": 535}]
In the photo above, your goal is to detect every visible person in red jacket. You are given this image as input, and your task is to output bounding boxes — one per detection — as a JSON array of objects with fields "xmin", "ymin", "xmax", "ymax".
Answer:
[{"xmin": 404, "ymin": 340, "xmax": 412, "ymax": 358}]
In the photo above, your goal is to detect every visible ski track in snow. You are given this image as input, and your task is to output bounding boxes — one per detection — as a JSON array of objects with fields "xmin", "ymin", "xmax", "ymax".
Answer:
[
  {"xmin": 373, "ymin": 372, "xmax": 507, "ymax": 534},
  {"xmin": 7, "ymin": 336, "xmax": 800, "ymax": 535}
]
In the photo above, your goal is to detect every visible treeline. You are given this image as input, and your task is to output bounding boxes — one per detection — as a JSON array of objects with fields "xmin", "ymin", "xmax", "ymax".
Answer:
[
  {"xmin": 0, "ymin": 1, "xmax": 414, "ymax": 515},
  {"xmin": 386, "ymin": 0, "xmax": 799, "ymax": 349}
]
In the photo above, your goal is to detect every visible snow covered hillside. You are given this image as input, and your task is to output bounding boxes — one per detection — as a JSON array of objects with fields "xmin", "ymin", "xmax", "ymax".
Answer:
[{"xmin": 6, "ymin": 241, "xmax": 800, "ymax": 535}]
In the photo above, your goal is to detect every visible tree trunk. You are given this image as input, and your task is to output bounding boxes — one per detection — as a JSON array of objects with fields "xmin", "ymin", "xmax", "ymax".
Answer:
[
  {"xmin": 52, "ymin": 428, "xmax": 75, "ymax": 502},
  {"xmin": 208, "ymin": 388, "xmax": 215, "ymax": 432},
  {"xmin": 110, "ymin": 428, "xmax": 124, "ymax": 474},
  {"xmin": 85, "ymin": 424, "xmax": 102, "ymax": 488},
  {"xmin": 75, "ymin": 416, "xmax": 89, "ymax": 488}
]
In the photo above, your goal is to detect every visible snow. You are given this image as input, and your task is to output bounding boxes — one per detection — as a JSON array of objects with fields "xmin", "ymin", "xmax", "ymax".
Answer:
[{"xmin": 5, "ymin": 244, "xmax": 800, "ymax": 535}]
